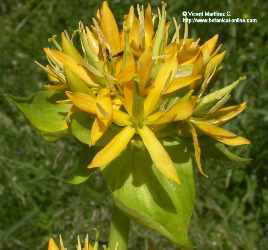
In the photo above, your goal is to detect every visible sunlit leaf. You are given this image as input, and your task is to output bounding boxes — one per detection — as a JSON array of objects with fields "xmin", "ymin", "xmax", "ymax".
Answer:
[
  {"xmin": 103, "ymin": 141, "xmax": 195, "ymax": 248},
  {"xmin": 7, "ymin": 90, "xmax": 70, "ymax": 133}
]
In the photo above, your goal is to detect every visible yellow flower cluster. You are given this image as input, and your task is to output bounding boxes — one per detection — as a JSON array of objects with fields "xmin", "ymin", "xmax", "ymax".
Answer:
[
  {"xmin": 37, "ymin": 2, "xmax": 250, "ymax": 184},
  {"xmin": 48, "ymin": 236, "xmax": 94, "ymax": 250}
]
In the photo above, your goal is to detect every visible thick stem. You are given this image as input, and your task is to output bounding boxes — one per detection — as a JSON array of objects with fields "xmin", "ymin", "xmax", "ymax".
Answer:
[{"xmin": 108, "ymin": 205, "xmax": 130, "ymax": 250}]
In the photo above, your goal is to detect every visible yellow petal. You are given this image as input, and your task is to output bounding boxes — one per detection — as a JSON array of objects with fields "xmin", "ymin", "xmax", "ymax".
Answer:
[
  {"xmin": 89, "ymin": 126, "xmax": 135, "ymax": 168},
  {"xmin": 81, "ymin": 25, "xmax": 99, "ymax": 56},
  {"xmin": 201, "ymin": 34, "xmax": 219, "ymax": 63},
  {"xmin": 66, "ymin": 91, "xmax": 96, "ymax": 114},
  {"xmin": 129, "ymin": 16, "xmax": 141, "ymax": 52},
  {"xmin": 193, "ymin": 120, "xmax": 238, "ymax": 137},
  {"xmin": 35, "ymin": 61, "xmax": 65, "ymax": 83},
  {"xmin": 144, "ymin": 54, "xmax": 177, "ymax": 116},
  {"xmin": 64, "ymin": 65, "xmax": 91, "ymax": 93},
  {"xmin": 164, "ymin": 75, "xmax": 201, "ymax": 94},
  {"xmin": 152, "ymin": 5, "xmax": 166, "ymax": 58},
  {"xmin": 207, "ymin": 102, "xmax": 247, "ymax": 125},
  {"xmin": 177, "ymin": 41, "xmax": 199, "ymax": 65},
  {"xmin": 96, "ymin": 88, "xmax": 112, "ymax": 124},
  {"xmin": 138, "ymin": 126, "xmax": 180, "ymax": 184},
  {"xmin": 61, "ymin": 32, "xmax": 84, "ymax": 64},
  {"xmin": 89, "ymin": 89, "xmax": 113, "ymax": 145},
  {"xmin": 191, "ymin": 52, "xmax": 204, "ymax": 83},
  {"xmin": 137, "ymin": 48, "xmax": 153, "ymax": 92},
  {"xmin": 205, "ymin": 51, "xmax": 225, "ymax": 79},
  {"xmin": 174, "ymin": 98, "xmax": 194, "ymax": 121},
  {"xmin": 44, "ymin": 49, "xmax": 97, "ymax": 87},
  {"xmin": 214, "ymin": 135, "xmax": 251, "ymax": 146},
  {"xmin": 84, "ymin": 235, "xmax": 94, "ymax": 250},
  {"xmin": 189, "ymin": 123, "xmax": 207, "ymax": 177},
  {"xmin": 146, "ymin": 111, "xmax": 164, "ymax": 124},
  {"xmin": 125, "ymin": 6, "xmax": 135, "ymax": 29},
  {"xmin": 192, "ymin": 120, "xmax": 250, "ymax": 145},
  {"xmin": 149, "ymin": 95, "xmax": 194, "ymax": 125},
  {"xmin": 79, "ymin": 23, "xmax": 100, "ymax": 66},
  {"xmin": 113, "ymin": 110, "xmax": 131, "ymax": 126},
  {"xmin": 123, "ymin": 82, "xmax": 134, "ymax": 114},
  {"xmin": 116, "ymin": 53, "xmax": 136, "ymax": 83},
  {"xmin": 144, "ymin": 4, "xmax": 154, "ymax": 49},
  {"xmin": 100, "ymin": 1, "xmax": 121, "ymax": 55},
  {"xmin": 48, "ymin": 238, "xmax": 59, "ymax": 250},
  {"xmin": 90, "ymin": 118, "xmax": 107, "ymax": 146}
]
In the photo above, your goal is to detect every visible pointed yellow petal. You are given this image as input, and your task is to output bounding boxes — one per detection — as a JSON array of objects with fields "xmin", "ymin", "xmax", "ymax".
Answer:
[
  {"xmin": 79, "ymin": 23, "xmax": 100, "ymax": 66},
  {"xmin": 125, "ymin": 6, "xmax": 135, "ymax": 29},
  {"xmin": 193, "ymin": 120, "xmax": 238, "ymax": 137},
  {"xmin": 152, "ymin": 5, "xmax": 166, "ymax": 58},
  {"xmin": 35, "ymin": 61, "xmax": 64, "ymax": 83},
  {"xmin": 164, "ymin": 75, "xmax": 201, "ymax": 94},
  {"xmin": 89, "ymin": 126, "xmax": 135, "ymax": 168},
  {"xmin": 61, "ymin": 32, "xmax": 84, "ymax": 64},
  {"xmin": 44, "ymin": 49, "xmax": 97, "ymax": 87},
  {"xmin": 123, "ymin": 82, "xmax": 134, "ymax": 114},
  {"xmin": 128, "ymin": 14, "xmax": 141, "ymax": 52},
  {"xmin": 192, "ymin": 120, "xmax": 250, "ymax": 145},
  {"xmin": 48, "ymin": 238, "xmax": 59, "ymax": 250},
  {"xmin": 146, "ymin": 111, "xmax": 165, "ymax": 124},
  {"xmin": 100, "ymin": 1, "xmax": 121, "ymax": 55},
  {"xmin": 90, "ymin": 118, "xmax": 107, "ymax": 146},
  {"xmin": 89, "ymin": 89, "xmax": 112, "ymax": 145},
  {"xmin": 205, "ymin": 51, "xmax": 225, "ymax": 79},
  {"xmin": 191, "ymin": 52, "xmax": 204, "ymax": 84},
  {"xmin": 138, "ymin": 126, "xmax": 180, "ymax": 184},
  {"xmin": 66, "ymin": 91, "xmax": 96, "ymax": 114},
  {"xmin": 149, "ymin": 95, "xmax": 194, "ymax": 125},
  {"xmin": 201, "ymin": 34, "xmax": 219, "ymax": 63},
  {"xmin": 96, "ymin": 88, "xmax": 112, "ymax": 124},
  {"xmin": 116, "ymin": 53, "xmax": 136, "ymax": 83},
  {"xmin": 113, "ymin": 110, "xmax": 131, "ymax": 126},
  {"xmin": 144, "ymin": 4, "xmax": 154, "ymax": 49},
  {"xmin": 84, "ymin": 235, "xmax": 94, "ymax": 250},
  {"xmin": 214, "ymin": 135, "xmax": 251, "ymax": 146},
  {"xmin": 81, "ymin": 24, "xmax": 99, "ymax": 56},
  {"xmin": 189, "ymin": 123, "xmax": 207, "ymax": 177},
  {"xmin": 137, "ymin": 48, "xmax": 153, "ymax": 92},
  {"xmin": 59, "ymin": 235, "xmax": 65, "ymax": 250},
  {"xmin": 64, "ymin": 65, "xmax": 90, "ymax": 93},
  {"xmin": 144, "ymin": 54, "xmax": 177, "ymax": 116},
  {"xmin": 208, "ymin": 102, "xmax": 247, "ymax": 125}
]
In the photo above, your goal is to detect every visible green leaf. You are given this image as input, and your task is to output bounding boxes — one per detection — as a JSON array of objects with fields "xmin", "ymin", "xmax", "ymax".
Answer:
[
  {"xmin": 7, "ymin": 90, "xmax": 71, "ymax": 133},
  {"xmin": 70, "ymin": 111, "xmax": 93, "ymax": 144},
  {"xmin": 39, "ymin": 130, "xmax": 69, "ymax": 142},
  {"xmin": 102, "ymin": 141, "xmax": 195, "ymax": 248},
  {"xmin": 67, "ymin": 173, "xmax": 90, "ymax": 185}
]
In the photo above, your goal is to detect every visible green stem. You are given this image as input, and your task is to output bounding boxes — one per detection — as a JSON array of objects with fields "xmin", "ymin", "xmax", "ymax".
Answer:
[{"xmin": 108, "ymin": 205, "xmax": 130, "ymax": 250}]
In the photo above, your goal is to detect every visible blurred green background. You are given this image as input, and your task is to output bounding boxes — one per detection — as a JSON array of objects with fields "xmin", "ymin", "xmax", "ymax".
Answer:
[{"xmin": 0, "ymin": 0, "xmax": 267, "ymax": 249}]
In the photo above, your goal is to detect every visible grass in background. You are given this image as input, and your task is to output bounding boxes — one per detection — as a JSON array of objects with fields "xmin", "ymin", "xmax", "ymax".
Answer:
[{"xmin": 1, "ymin": 0, "xmax": 268, "ymax": 249}]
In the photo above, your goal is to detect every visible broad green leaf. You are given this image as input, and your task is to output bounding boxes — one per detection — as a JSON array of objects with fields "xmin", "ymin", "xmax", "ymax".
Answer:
[
  {"xmin": 7, "ymin": 90, "xmax": 71, "ymax": 133},
  {"xmin": 70, "ymin": 111, "xmax": 93, "ymax": 144},
  {"xmin": 102, "ymin": 141, "xmax": 195, "ymax": 248}
]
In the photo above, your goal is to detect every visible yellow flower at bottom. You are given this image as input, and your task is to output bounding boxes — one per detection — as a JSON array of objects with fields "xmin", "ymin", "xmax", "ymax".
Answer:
[{"xmin": 48, "ymin": 236, "xmax": 94, "ymax": 250}]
